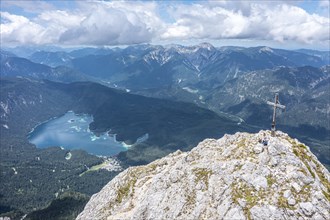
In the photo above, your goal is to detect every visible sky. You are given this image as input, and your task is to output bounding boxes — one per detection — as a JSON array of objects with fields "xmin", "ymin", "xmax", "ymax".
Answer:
[{"xmin": 1, "ymin": 0, "xmax": 329, "ymax": 50}]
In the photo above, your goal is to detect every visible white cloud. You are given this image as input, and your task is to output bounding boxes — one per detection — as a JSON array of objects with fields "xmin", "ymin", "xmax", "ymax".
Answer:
[
  {"xmin": 263, "ymin": 4, "xmax": 329, "ymax": 43},
  {"xmin": 0, "ymin": 12, "xmax": 45, "ymax": 44},
  {"xmin": 37, "ymin": 10, "xmax": 83, "ymax": 28},
  {"xmin": 0, "ymin": 0, "xmax": 329, "ymax": 47},
  {"xmin": 0, "ymin": 1, "xmax": 162, "ymax": 46},
  {"xmin": 0, "ymin": 9, "xmax": 85, "ymax": 45},
  {"xmin": 58, "ymin": 2, "xmax": 159, "ymax": 45},
  {"xmin": 161, "ymin": 2, "xmax": 330, "ymax": 46}
]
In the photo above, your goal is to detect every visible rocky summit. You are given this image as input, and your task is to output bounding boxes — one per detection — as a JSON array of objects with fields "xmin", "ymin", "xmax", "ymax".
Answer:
[{"xmin": 77, "ymin": 131, "xmax": 330, "ymax": 220}]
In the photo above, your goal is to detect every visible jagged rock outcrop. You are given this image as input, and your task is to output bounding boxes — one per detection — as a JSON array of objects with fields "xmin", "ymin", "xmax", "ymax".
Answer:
[{"xmin": 77, "ymin": 131, "xmax": 330, "ymax": 220}]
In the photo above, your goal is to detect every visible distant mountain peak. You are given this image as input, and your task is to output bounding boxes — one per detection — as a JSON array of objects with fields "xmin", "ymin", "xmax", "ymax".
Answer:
[
  {"xmin": 259, "ymin": 46, "xmax": 274, "ymax": 53},
  {"xmin": 164, "ymin": 43, "xmax": 215, "ymax": 54},
  {"xmin": 77, "ymin": 130, "xmax": 330, "ymax": 220},
  {"xmin": 198, "ymin": 42, "xmax": 215, "ymax": 50}
]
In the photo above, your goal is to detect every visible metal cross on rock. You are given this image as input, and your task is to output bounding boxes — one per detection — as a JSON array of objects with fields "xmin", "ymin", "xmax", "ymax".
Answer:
[{"xmin": 267, "ymin": 93, "xmax": 286, "ymax": 136}]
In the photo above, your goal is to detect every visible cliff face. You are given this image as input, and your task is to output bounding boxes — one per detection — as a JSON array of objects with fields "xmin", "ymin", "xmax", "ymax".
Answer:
[{"xmin": 77, "ymin": 131, "xmax": 330, "ymax": 220}]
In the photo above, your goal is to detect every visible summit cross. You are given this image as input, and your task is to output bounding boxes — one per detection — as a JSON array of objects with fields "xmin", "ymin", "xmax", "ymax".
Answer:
[{"xmin": 267, "ymin": 93, "xmax": 286, "ymax": 136}]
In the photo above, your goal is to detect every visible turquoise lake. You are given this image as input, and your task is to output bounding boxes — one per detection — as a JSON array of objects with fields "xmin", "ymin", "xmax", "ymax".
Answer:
[{"xmin": 28, "ymin": 111, "xmax": 131, "ymax": 156}]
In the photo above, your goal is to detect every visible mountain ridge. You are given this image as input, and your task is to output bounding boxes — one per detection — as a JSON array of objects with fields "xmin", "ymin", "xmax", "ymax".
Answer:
[{"xmin": 77, "ymin": 130, "xmax": 330, "ymax": 220}]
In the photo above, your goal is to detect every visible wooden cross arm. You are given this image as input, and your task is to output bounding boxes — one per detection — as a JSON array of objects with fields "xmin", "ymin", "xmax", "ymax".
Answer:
[{"xmin": 267, "ymin": 101, "xmax": 286, "ymax": 109}]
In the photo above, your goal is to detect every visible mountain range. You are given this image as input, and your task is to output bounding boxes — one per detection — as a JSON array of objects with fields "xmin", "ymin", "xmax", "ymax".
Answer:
[
  {"xmin": 3, "ymin": 44, "xmax": 328, "ymax": 86},
  {"xmin": 2, "ymin": 43, "xmax": 328, "ymax": 165},
  {"xmin": 0, "ymin": 43, "xmax": 329, "ymax": 219}
]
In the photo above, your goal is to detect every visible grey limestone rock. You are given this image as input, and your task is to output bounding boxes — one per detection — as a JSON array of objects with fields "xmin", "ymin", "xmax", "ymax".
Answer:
[
  {"xmin": 283, "ymin": 190, "xmax": 291, "ymax": 198},
  {"xmin": 288, "ymin": 197, "xmax": 296, "ymax": 206},
  {"xmin": 253, "ymin": 144, "xmax": 263, "ymax": 154},
  {"xmin": 299, "ymin": 202, "xmax": 315, "ymax": 217},
  {"xmin": 77, "ymin": 130, "xmax": 330, "ymax": 220}
]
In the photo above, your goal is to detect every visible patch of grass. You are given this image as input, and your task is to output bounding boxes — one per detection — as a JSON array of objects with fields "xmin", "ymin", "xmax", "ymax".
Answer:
[
  {"xmin": 293, "ymin": 143, "xmax": 330, "ymax": 199},
  {"xmin": 132, "ymin": 165, "xmax": 155, "ymax": 178},
  {"xmin": 231, "ymin": 181, "xmax": 263, "ymax": 220},
  {"xmin": 235, "ymin": 164, "xmax": 243, "ymax": 171},
  {"xmin": 277, "ymin": 191, "xmax": 296, "ymax": 210},
  {"xmin": 186, "ymin": 190, "xmax": 196, "ymax": 206},
  {"xmin": 148, "ymin": 163, "xmax": 157, "ymax": 171},
  {"xmin": 305, "ymin": 164, "xmax": 316, "ymax": 178},
  {"xmin": 115, "ymin": 178, "xmax": 137, "ymax": 204},
  {"xmin": 298, "ymin": 144, "xmax": 307, "ymax": 150},
  {"xmin": 300, "ymin": 185, "xmax": 311, "ymax": 202},
  {"xmin": 293, "ymin": 148, "xmax": 311, "ymax": 161},
  {"xmin": 292, "ymin": 144, "xmax": 315, "ymax": 178},
  {"xmin": 298, "ymin": 168, "xmax": 308, "ymax": 176},
  {"xmin": 193, "ymin": 168, "xmax": 213, "ymax": 190},
  {"xmin": 266, "ymin": 175, "xmax": 276, "ymax": 187},
  {"xmin": 285, "ymin": 137, "xmax": 297, "ymax": 146},
  {"xmin": 290, "ymin": 184, "xmax": 312, "ymax": 204},
  {"xmin": 312, "ymin": 159, "xmax": 330, "ymax": 197},
  {"xmin": 277, "ymin": 193, "xmax": 288, "ymax": 208},
  {"xmin": 322, "ymin": 190, "xmax": 330, "ymax": 202},
  {"xmin": 237, "ymin": 139, "xmax": 246, "ymax": 148}
]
